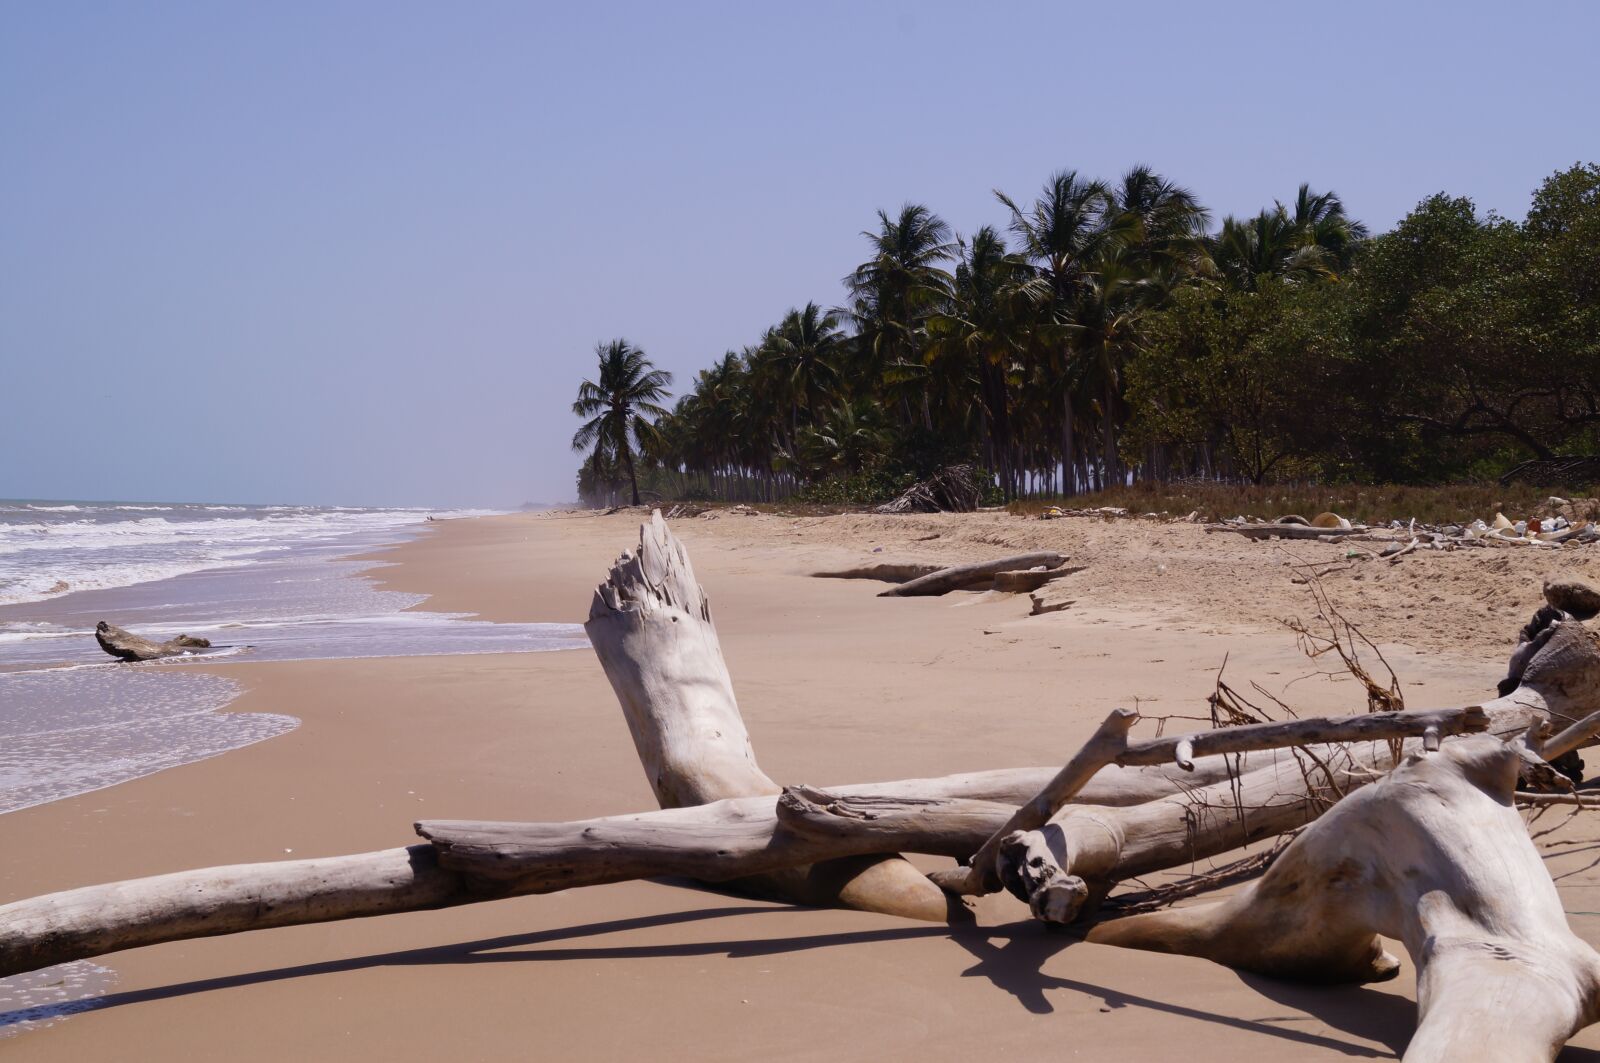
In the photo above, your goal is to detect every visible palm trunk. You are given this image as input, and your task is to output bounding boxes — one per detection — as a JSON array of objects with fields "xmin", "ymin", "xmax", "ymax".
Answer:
[
  {"xmin": 622, "ymin": 444, "xmax": 640, "ymax": 506},
  {"xmin": 1102, "ymin": 370, "xmax": 1119, "ymax": 489},
  {"xmin": 1061, "ymin": 389, "xmax": 1076, "ymax": 498}
]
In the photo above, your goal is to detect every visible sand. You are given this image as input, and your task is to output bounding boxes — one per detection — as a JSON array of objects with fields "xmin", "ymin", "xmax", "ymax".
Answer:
[{"xmin": 6, "ymin": 508, "xmax": 1600, "ymax": 1060}]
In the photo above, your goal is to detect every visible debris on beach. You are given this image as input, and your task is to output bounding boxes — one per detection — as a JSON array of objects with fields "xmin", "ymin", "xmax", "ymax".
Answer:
[
  {"xmin": 1204, "ymin": 496, "xmax": 1600, "ymax": 559},
  {"xmin": 875, "ymin": 464, "xmax": 981, "ymax": 514},
  {"xmin": 94, "ymin": 621, "xmax": 211, "ymax": 662},
  {"xmin": 1028, "ymin": 585, "xmax": 1075, "ymax": 614}
]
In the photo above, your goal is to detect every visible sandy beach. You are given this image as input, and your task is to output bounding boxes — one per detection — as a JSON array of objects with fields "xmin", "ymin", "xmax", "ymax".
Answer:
[{"xmin": 7, "ymin": 508, "xmax": 1600, "ymax": 1060}]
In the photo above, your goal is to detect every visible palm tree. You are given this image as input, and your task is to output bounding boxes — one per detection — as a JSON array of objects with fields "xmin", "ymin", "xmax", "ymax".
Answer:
[
  {"xmin": 1071, "ymin": 248, "xmax": 1173, "ymax": 487},
  {"xmin": 1287, "ymin": 184, "xmax": 1369, "ymax": 271},
  {"xmin": 996, "ymin": 171, "xmax": 1114, "ymax": 493},
  {"xmin": 1112, "ymin": 165, "xmax": 1211, "ymax": 271},
  {"xmin": 571, "ymin": 339, "xmax": 672, "ymax": 506},
  {"xmin": 1211, "ymin": 185, "xmax": 1368, "ymax": 290},
  {"xmin": 759, "ymin": 302, "xmax": 845, "ymax": 435},
  {"xmin": 844, "ymin": 204, "xmax": 955, "ymax": 427},
  {"xmin": 1093, "ymin": 169, "xmax": 1212, "ymax": 481},
  {"xmin": 798, "ymin": 398, "xmax": 892, "ymax": 476},
  {"xmin": 926, "ymin": 226, "xmax": 1037, "ymax": 496}
]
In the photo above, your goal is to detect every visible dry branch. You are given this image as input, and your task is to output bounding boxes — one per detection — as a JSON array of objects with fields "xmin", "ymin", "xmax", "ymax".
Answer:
[
  {"xmin": 928, "ymin": 709, "xmax": 1140, "ymax": 896},
  {"xmin": 929, "ymin": 704, "xmax": 1490, "ymax": 901}
]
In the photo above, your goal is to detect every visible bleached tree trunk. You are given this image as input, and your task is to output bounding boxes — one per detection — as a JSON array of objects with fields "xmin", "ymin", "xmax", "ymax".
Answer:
[
  {"xmin": 1086, "ymin": 736, "xmax": 1600, "ymax": 1063},
  {"xmin": 583, "ymin": 510, "xmax": 952, "ymax": 919},
  {"xmin": 0, "ymin": 790, "xmax": 1018, "ymax": 979}
]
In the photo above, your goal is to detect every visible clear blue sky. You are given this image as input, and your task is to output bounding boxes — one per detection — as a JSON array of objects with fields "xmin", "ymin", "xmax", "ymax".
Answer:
[{"xmin": 3, "ymin": 1, "xmax": 1596, "ymax": 507}]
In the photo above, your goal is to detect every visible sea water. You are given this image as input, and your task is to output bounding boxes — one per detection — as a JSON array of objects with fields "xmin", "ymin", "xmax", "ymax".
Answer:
[{"xmin": 0, "ymin": 499, "xmax": 588, "ymax": 1032}]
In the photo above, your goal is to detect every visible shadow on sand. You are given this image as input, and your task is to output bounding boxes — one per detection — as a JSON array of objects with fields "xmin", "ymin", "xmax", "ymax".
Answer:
[{"xmin": 12, "ymin": 898, "xmax": 1596, "ymax": 1058}]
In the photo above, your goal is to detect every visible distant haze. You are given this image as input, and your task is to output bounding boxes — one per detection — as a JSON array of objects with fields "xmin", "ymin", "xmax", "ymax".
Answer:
[{"xmin": 3, "ymin": 1, "xmax": 1594, "ymax": 507}]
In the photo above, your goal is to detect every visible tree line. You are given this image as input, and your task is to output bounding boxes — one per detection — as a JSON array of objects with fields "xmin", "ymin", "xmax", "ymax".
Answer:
[{"xmin": 573, "ymin": 163, "xmax": 1600, "ymax": 507}]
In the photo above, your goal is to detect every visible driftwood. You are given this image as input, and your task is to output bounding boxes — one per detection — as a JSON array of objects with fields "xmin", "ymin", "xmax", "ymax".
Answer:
[
  {"xmin": 928, "ymin": 704, "xmax": 1491, "ymax": 899},
  {"xmin": 878, "ymin": 552, "xmax": 1068, "ymax": 597},
  {"xmin": 874, "ymin": 464, "xmax": 981, "ymax": 514},
  {"xmin": 1546, "ymin": 576, "xmax": 1600, "ymax": 620},
  {"xmin": 10, "ymin": 512, "xmax": 1600, "ymax": 1059},
  {"xmin": 1089, "ymin": 736, "xmax": 1600, "ymax": 1063},
  {"xmin": 0, "ymin": 703, "xmax": 1504, "ymax": 979},
  {"xmin": 992, "ymin": 566, "xmax": 1084, "ymax": 593},
  {"xmin": 0, "ymin": 751, "xmax": 1266, "ymax": 977},
  {"xmin": 1205, "ymin": 522, "xmax": 1362, "ymax": 541},
  {"xmin": 1029, "ymin": 587, "xmax": 1074, "ymax": 615},
  {"xmin": 812, "ymin": 561, "xmax": 943, "ymax": 584},
  {"xmin": 582, "ymin": 509, "xmax": 947, "ymax": 919},
  {"xmin": 985, "ymin": 680, "xmax": 1552, "ymax": 925},
  {"xmin": 94, "ymin": 621, "xmax": 211, "ymax": 662}
]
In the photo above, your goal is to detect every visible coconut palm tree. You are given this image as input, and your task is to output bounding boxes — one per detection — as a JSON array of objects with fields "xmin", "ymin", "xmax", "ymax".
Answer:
[
  {"xmin": 926, "ymin": 226, "xmax": 1039, "ymax": 497},
  {"xmin": 1287, "ymin": 183, "xmax": 1369, "ymax": 272},
  {"xmin": 571, "ymin": 339, "xmax": 672, "ymax": 506},
  {"xmin": 996, "ymin": 171, "xmax": 1114, "ymax": 493},
  {"xmin": 844, "ymin": 204, "xmax": 955, "ymax": 427},
  {"xmin": 798, "ymin": 398, "xmax": 893, "ymax": 476},
  {"xmin": 1112, "ymin": 165, "xmax": 1211, "ymax": 271},
  {"xmin": 758, "ymin": 302, "xmax": 845, "ymax": 435},
  {"xmin": 1211, "ymin": 185, "xmax": 1368, "ymax": 290}
]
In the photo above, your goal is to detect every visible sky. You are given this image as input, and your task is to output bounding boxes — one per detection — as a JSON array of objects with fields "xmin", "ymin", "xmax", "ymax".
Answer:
[{"xmin": 2, "ymin": 1, "xmax": 1597, "ymax": 508}]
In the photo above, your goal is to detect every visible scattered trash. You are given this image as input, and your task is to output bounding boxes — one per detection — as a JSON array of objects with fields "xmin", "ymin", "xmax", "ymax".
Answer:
[{"xmin": 1208, "ymin": 497, "xmax": 1600, "ymax": 561}]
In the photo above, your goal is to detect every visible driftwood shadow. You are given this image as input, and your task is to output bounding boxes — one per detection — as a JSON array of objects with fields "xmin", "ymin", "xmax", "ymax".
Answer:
[{"xmin": 0, "ymin": 904, "xmax": 1500, "ymax": 1059}]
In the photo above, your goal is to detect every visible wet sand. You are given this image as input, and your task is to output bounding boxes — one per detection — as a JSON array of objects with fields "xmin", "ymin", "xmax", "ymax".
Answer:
[{"xmin": 6, "ymin": 509, "xmax": 1600, "ymax": 1060}]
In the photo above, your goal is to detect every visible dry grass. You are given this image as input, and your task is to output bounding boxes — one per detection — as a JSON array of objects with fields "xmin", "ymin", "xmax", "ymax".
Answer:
[{"xmin": 1006, "ymin": 482, "xmax": 1591, "ymax": 525}]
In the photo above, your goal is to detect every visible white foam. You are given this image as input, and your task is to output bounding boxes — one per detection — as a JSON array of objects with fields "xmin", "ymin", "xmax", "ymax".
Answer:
[{"xmin": 0, "ymin": 504, "xmax": 501, "ymax": 606}]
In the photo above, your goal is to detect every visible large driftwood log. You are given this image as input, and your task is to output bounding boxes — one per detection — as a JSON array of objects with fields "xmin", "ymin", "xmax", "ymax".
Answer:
[
  {"xmin": 0, "ymin": 703, "xmax": 1509, "ymax": 978},
  {"xmin": 0, "ymin": 791, "xmax": 1016, "ymax": 979},
  {"xmin": 1087, "ymin": 736, "xmax": 1600, "ymax": 1063},
  {"xmin": 94, "ymin": 621, "xmax": 211, "ymax": 662},
  {"xmin": 0, "ymin": 753, "xmax": 1254, "ymax": 977},
  {"xmin": 877, "ymin": 552, "xmax": 1068, "ymax": 597},
  {"xmin": 584, "ymin": 512, "xmax": 951, "ymax": 919}
]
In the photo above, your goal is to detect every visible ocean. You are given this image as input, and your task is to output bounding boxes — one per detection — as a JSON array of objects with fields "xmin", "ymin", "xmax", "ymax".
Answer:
[{"xmin": 0, "ymin": 499, "xmax": 588, "ymax": 1034}]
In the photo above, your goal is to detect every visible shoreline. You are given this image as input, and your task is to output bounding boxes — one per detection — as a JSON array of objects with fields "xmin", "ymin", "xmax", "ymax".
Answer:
[{"xmin": 5, "ymin": 510, "xmax": 1599, "ymax": 1058}]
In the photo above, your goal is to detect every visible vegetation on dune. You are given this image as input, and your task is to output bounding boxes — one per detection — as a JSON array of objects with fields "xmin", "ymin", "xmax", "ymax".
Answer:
[{"xmin": 573, "ymin": 163, "xmax": 1600, "ymax": 510}]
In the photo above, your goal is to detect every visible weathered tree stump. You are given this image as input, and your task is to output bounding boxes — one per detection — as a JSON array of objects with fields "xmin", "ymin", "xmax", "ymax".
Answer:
[{"xmin": 94, "ymin": 621, "xmax": 210, "ymax": 662}]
